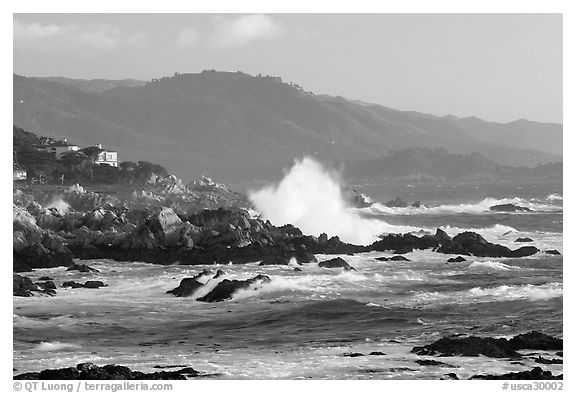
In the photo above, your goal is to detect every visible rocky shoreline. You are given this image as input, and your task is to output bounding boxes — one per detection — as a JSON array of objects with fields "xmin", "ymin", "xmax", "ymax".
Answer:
[{"xmin": 14, "ymin": 183, "xmax": 549, "ymax": 275}]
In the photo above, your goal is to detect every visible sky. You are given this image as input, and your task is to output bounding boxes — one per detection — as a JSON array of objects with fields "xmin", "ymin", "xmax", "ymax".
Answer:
[{"xmin": 13, "ymin": 13, "xmax": 562, "ymax": 123}]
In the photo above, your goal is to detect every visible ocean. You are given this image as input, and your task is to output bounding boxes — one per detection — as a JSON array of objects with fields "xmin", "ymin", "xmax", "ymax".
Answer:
[{"xmin": 13, "ymin": 181, "xmax": 563, "ymax": 379}]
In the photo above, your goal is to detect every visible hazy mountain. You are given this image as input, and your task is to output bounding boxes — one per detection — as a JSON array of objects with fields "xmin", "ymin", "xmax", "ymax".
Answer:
[
  {"xmin": 344, "ymin": 147, "xmax": 562, "ymax": 182},
  {"xmin": 39, "ymin": 76, "xmax": 146, "ymax": 93},
  {"xmin": 447, "ymin": 116, "xmax": 562, "ymax": 156},
  {"xmin": 13, "ymin": 72, "xmax": 561, "ymax": 184}
]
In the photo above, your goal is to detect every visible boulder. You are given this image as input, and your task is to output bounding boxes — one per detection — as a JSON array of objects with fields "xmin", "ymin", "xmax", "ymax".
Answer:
[
  {"xmin": 83, "ymin": 281, "xmax": 107, "ymax": 289},
  {"xmin": 318, "ymin": 257, "xmax": 355, "ymax": 270},
  {"xmin": 149, "ymin": 207, "xmax": 183, "ymax": 247},
  {"xmin": 509, "ymin": 246, "xmax": 539, "ymax": 258},
  {"xmin": 294, "ymin": 244, "xmax": 317, "ymax": 264},
  {"xmin": 389, "ymin": 255, "xmax": 410, "ymax": 261},
  {"xmin": 166, "ymin": 278, "xmax": 204, "ymax": 297},
  {"xmin": 197, "ymin": 274, "xmax": 271, "ymax": 302},
  {"xmin": 490, "ymin": 204, "xmax": 532, "ymax": 212},
  {"xmin": 515, "ymin": 237, "xmax": 534, "ymax": 243},
  {"xmin": 447, "ymin": 256, "xmax": 467, "ymax": 263},
  {"xmin": 62, "ymin": 281, "xmax": 85, "ymax": 289}
]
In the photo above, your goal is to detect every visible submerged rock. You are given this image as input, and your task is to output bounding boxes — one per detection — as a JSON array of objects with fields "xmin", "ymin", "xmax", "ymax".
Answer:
[
  {"xmin": 389, "ymin": 255, "xmax": 410, "ymax": 261},
  {"xmin": 66, "ymin": 263, "xmax": 100, "ymax": 273},
  {"xmin": 415, "ymin": 359, "xmax": 455, "ymax": 367},
  {"xmin": 544, "ymin": 250, "xmax": 562, "ymax": 255},
  {"xmin": 515, "ymin": 237, "xmax": 534, "ymax": 243},
  {"xmin": 318, "ymin": 257, "xmax": 355, "ymax": 270}
]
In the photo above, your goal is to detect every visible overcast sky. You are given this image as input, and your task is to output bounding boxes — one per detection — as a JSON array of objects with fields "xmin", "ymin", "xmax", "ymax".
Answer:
[{"xmin": 13, "ymin": 13, "xmax": 562, "ymax": 123}]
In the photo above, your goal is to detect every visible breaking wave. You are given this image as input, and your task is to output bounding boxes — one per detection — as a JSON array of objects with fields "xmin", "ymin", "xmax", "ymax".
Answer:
[
  {"xmin": 364, "ymin": 196, "xmax": 561, "ymax": 216},
  {"xmin": 408, "ymin": 282, "xmax": 562, "ymax": 305}
]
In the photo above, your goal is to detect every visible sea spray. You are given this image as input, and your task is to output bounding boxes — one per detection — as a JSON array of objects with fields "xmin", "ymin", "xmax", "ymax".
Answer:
[
  {"xmin": 248, "ymin": 157, "xmax": 399, "ymax": 245},
  {"xmin": 45, "ymin": 196, "xmax": 71, "ymax": 214}
]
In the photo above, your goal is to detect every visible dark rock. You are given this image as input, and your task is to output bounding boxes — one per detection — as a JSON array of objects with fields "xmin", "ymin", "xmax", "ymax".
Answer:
[
  {"xmin": 14, "ymin": 274, "xmax": 55, "ymax": 296},
  {"xmin": 318, "ymin": 257, "xmax": 355, "ymax": 270},
  {"xmin": 447, "ymin": 256, "xmax": 467, "ymax": 263},
  {"xmin": 437, "ymin": 231, "xmax": 519, "ymax": 258},
  {"xmin": 442, "ymin": 373, "xmax": 459, "ymax": 380},
  {"xmin": 343, "ymin": 352, "xmax": 364, "ymax": 357},
  {"xmin": 39, "ymin": 276, "xmax": 54, "ymax": 281},
  {"xmin": 412, "ymin": 331, "xmax": 562, "ymax": 359},
  {"xmin": 167, "ymin": 269, "xmax": 215, "ymax": 297},
  {"xmin": 544, "ymin": 250, "xmax": 562, "ymax": 255},
  {"xmin": 369, "ymin": 351, "xmax": 386, "ymax": 356},
  {"xmin": 510, "ymin": 246, "xmax": 539, "ymax": 258},
  {"xmin": 293, "ymin": 267, "xmax": 302, "ymax": 272},
  {"xmin": 13, "ymin": 274, "xmax": 36, "ymax": 297},
  {"xmin": 490, "ymin": 204, "xmax": 532, "ymax": 212},
  {"xmin": 14, "ymin": 362, "xmax": 200, "ymax": 380},
  {"xmin": 515, "ymin": 237, "xmax": 534, "ymax": 243},
  {"xmin": 83, "ymin": 281, "xmax": 107, "ymax": 289},
  {"xmin": 14, "ymin": 243, "xmax": 73, "ymax": 270},
  {"xmin": 35, "ymin": 281, "xmax": 57, "ymax": 294},
  {"xmin": 415, "ymin": 359, "xmax": 454, "ymax": 367},
  {"xmin": 508, "ymin": 331, "xmax": 563, "ymax": 351},
  {"xmin": 470, "ymin": 367, "xmax": 562, "ymax": 380},
  {"xmin": 389, "ymin": 255, "xmax": 410, "ymax": 261},
  {"xmin": 411, "ymin": 201, "xmax": 422, "ymax": 208},
  {"xmin": 66, "ymin": 263, "xmax": 100, "ymax": 273},
  {"xmin": 434, "ymin": 228, "xmax": 452, "ymax": 244},
  {"xmin": 197, "ymin": 274, "xmax": 271, "ymax": 302},
  {"xmin": 412, "ymin": 336, "xmax": 519, "ymax": 358},
  {"xmin": 533, "ymin": 356, "xmax": 562, "ymax": 365},
  {"xmin": 556, "ymin": 352, "xmax": 563, "ymax": 357},
  {"xmin": 167, "ymin": 277, "xmax": 204, "ymax": 297},
  {"xmin": 294, "ymin": 244, "xmax": 317, "ymax": 264},
  {"xmin": 62, "ymin": 281, "xmax": 84, "ymax": 289},
  {"xmin": 375, "ymin": 256, "xmax": 389, "ymax": 261},
  {"xmin": 259, "ymin": 256, "xmax": 291, "ymax": 266}
]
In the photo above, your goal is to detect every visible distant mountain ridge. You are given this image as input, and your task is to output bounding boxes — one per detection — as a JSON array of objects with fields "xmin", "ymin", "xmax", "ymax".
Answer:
[
  {"xmin": 344, "ymin": 147, "xmax": 562, "ymax": 182},
  {"xmin": 13, "ymin": 72, "xmax": 562, "ymax": 183}
]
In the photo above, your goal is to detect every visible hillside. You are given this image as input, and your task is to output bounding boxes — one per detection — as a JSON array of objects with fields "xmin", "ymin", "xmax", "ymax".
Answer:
[
  {"xmin": 13, "ymin": 72, "xmax": 562, "ymax": 183},
  {"xmin": 448, "ymin": 116, "xmax": 562, "ymax": 156},
  {"xmin": 344, "ymin": 147, "xmax": 562, "ymax": 182}
]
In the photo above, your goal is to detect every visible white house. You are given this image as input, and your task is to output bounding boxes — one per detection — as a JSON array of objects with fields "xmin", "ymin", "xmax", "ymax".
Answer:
[{"xmin": 94, "ymin": 150, "xmax": 119, "ymax": 167}]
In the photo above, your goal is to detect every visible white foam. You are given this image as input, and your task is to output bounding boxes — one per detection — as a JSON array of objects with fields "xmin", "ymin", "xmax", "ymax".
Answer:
[
  {"xmin": 35, "ymin": 342, "xmax": 79, "ymax": 351},
  {"xmin": 408, "ymin": 282, "xmax": 562, "ymax": 305},
  {"xmin": 365, "ymin": 196, "xmax": 561, "ymax": 216},
  {"xmin": 546, "ymin": 193, "xmax": 563, "ymax": 201}
]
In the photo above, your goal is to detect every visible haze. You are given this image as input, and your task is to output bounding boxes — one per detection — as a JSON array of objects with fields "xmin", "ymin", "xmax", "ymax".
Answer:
[{"xmin": 13, "ymin": 13, "xmax": 562, "ymax": 123}]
